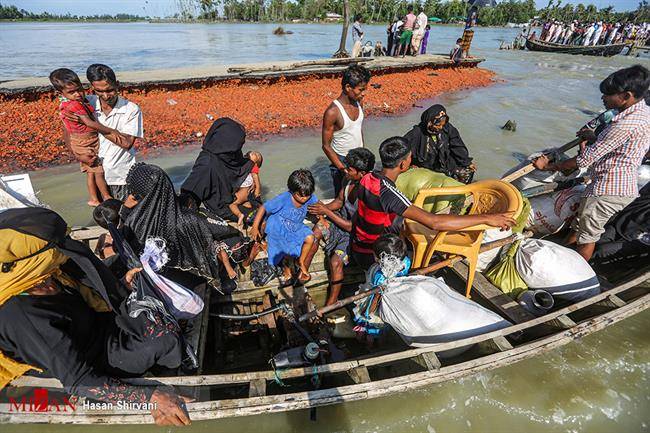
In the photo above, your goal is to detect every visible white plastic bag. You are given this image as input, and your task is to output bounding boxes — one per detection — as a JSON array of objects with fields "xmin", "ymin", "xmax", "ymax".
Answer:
[
  {"xmin": 514, "ymin": 238, "xmax": 600, "ymax": 303},
  {"xmin": 526, "ymin": 184, "xmax": 585, "ymax": 235},
  {"xmin": 378, "ymin": 275, "xmax": 511, "ymax": 356},
  {"xmin": 141, "ymin": 238, "xmax": 204, "ymax": 320}
]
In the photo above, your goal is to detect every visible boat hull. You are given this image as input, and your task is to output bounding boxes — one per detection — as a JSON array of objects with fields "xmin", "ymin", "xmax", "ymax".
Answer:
[{"xmin": 525, "ymin": 38, "xmax": 627, "ymax": 57}]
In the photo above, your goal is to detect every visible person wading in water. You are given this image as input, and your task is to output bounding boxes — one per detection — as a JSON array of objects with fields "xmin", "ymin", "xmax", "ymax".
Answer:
[{"xmin": 322, "ymin": 64, "xmax": 371, "ymax": 197}]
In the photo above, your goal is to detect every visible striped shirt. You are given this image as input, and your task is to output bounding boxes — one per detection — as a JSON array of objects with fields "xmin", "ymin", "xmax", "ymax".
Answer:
[
  {"xmin": 576, "ymin": 100, "xmax": 650, "ymax": 197},
  {"xmin": 351, "ymin": 172, "xmax": 412, "ymax": 256}
]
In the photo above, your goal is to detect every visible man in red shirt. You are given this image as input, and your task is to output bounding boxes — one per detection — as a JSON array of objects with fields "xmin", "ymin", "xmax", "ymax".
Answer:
[{"xmin": 350, "ymin": 137, "xmax": 516, "ymax": 268}]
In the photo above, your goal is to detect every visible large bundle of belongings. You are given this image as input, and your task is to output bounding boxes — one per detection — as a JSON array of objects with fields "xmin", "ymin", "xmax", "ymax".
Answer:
[
  {"xmin": 378, "ymin": 276, "xmax": 511, "ymax": 357},
  {"xmin": 352, "ymin": 255, "xmax": 511, "ymax": 358},
  {"xmin": 396, "ymin": 167, "xmax": 467, "ymax": 214},
  {"xmin": 485, "ymin": 234, "xmax": 601, "ymax": 317}
]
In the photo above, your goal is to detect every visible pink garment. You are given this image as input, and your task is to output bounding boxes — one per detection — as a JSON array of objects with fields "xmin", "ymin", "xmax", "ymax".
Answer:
[{"xmin": 404, "ymin": 13, "xmax": 417, "ymax": 30}]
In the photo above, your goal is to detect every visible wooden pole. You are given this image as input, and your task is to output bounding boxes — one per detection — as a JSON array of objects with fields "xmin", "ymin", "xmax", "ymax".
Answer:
[
  {"xmin": 501, "ymin": 137, "xmax": 582, "ymax": 184},
  {"xmin": 299, "ymin": 231, "xmax": 533, "ymax": 322}
]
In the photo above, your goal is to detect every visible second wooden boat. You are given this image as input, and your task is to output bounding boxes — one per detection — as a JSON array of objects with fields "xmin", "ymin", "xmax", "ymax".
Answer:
[{"xmin": 525, "ymin": 38, "xmax": 628, "ymax": 57}]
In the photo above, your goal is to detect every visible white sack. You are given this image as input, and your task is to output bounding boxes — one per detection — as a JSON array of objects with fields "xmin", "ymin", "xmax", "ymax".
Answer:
[
  {"xmin": 526, "ymin": 184, "xmax": 585, "ymax": 235},
  {"xmin": 514, "ymin": 238, "xmax": 600, "ymax": 302},
  {"xmin": 379, "ymin": 275, "xmax": 511, "ymax": 356},
  {"xmin": 476, "ymin": 227, "xmax": 512, "ymax": 272}
]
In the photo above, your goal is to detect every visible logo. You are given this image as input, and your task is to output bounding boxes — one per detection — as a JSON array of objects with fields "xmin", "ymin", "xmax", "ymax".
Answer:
[{"xmin": 9, "ymin": 388, "xmax": 76, "ymax": 412}]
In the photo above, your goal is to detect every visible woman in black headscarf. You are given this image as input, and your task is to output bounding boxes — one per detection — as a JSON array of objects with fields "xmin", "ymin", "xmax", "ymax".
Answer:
[
  {"xmin": 180, "ymin": 118, "xmax": 255, "ymax": 221},
  {"xmin": 123, "ymin": 163, "xmax": 254, "ymax": 293},
  {"xmin": 403, "ymin": 104, "xmax": 476, "ymax": 183}
]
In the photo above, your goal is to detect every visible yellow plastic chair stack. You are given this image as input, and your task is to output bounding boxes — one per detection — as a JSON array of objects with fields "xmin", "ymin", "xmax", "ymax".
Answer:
[{"xmin": 404, "ymin": 180, "xmax": 523, "ymax": 298}]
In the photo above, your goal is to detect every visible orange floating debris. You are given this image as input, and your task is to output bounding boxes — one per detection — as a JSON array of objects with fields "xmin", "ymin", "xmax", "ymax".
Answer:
[{"xmin": 0, "ymin": 67, "xmax": 495, "ymax": 173}]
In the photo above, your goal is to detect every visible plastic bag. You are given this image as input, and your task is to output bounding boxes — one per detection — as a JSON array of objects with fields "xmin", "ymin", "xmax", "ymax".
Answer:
[
  {"xmin": 250, "ymin": 258, "xmax": 278, "ymax": 287},
  {"xmin": 140, "ymin": 238, "xmax": 204, "ymax": 320},
  {"xmin": 378, "ymin": 275, "xmax": 511, "ymax": 356},
  {"xmin": 515, "ymin": 238, "xmax": 600, "ymax": 303},
  {"xmin": 484, "ymin": 240, "xmax": 528, "ymax": 299}
]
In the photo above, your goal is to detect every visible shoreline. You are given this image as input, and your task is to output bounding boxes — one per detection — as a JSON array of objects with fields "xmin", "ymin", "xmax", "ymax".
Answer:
[{"xmin": 0, "ymin": 61, "xmax": 495, "ymax": 174}]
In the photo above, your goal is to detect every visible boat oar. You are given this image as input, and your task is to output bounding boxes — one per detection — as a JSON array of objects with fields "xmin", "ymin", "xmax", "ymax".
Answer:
[
  {"xmin": 501, "ymin": 137, "xmax": 582, "ymax": 184},
  {"xmin": 299, "ymin": 231, "xmax": 533, "ymax": 322},
  {"xmin": 520, "ymin": 176, "xmax": 590, "ymax": 198}
]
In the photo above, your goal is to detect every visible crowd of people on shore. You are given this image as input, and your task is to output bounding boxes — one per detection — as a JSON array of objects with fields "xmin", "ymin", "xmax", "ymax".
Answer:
[
  {"xmin": 533, "ymin": 20, "xmax": 649, "ymax": 46},
  {"xmin": 1, "ymin": 60, "xmax": 649, "ymax": 426},
  {"xmin": 350, "ymin": 7, "xmax": 432, "ymax": 58}
]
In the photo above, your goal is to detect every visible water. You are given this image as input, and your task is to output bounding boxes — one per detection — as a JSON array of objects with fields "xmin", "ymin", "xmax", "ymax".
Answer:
[{"xmin": 3, "ymin": 22, "xmax": 650, "ymax": 432}]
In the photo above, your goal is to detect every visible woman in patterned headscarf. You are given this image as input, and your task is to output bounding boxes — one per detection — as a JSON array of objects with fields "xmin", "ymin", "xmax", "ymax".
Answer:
[
  {"xmin": 123, "ymin": 162, "xmax": 256, "ymax": 293},
  {"xmin": 0, "ymin": 207, "xmax": 190, "ymax": 426}
]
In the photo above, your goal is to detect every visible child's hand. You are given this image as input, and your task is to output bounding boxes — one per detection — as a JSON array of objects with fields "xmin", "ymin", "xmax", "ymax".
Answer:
[{"xmin": 249, "ymin": 225, "xmax": 261, "ymax": 242}]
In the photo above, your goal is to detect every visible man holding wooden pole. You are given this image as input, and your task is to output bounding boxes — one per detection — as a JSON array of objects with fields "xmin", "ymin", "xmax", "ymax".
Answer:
[{"xmin": 533, "ymin": 65, "xmax": 650, "ymax": 261}]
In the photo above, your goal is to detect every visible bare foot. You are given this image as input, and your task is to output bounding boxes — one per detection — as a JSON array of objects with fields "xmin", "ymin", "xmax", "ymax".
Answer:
[
  {"xmin": 237, "ymin": 214, "xmax": 244, "ymax": 229},
  {"xmin": 88, "ymin": 200, "xmax": 101, "ymax": 207},
  {"xmin": 298, "ymin": 269, "xmax": 311, "ymax": 284}
]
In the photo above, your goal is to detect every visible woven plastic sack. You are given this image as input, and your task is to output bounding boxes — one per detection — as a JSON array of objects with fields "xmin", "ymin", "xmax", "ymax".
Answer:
[
  {"xmin": 484, "ymin": 240, "xmax": 528, "ymax": 299},
  {"xmin": 378, "ymin": 275, "xmax": 511, "ymax": 357},
  {"xmin": 396, "ymin": 168, "xmax": 466, "ymax": 213}
]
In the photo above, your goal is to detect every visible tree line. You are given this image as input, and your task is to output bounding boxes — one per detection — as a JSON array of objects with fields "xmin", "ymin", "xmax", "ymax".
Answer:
[
  {"xmin": 0, "ymin": 3, "xmax": 143, "ymax": 21},
  {"xmin": 2, "ymin": 0, "xmax": 648, "ymax": 26}
]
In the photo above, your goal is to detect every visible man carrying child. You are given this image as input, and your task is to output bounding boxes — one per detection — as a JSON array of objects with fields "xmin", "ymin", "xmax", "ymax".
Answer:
[{"xmin": 86, "ymin": 64, "xmax": 143, "ymax": 201}]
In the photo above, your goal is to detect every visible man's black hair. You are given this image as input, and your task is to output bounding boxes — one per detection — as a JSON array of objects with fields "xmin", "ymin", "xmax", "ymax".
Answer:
[
  {"xmin": 379, "ymin": 136, "xmax": 411, "ymax": 168},
  {"xmin": 345, "ymin": 148, "xmax": 376, "ymax": 173},
  {"xmin": 287, "ymin": 169, "xmax": 315, "ymax": 196},
  {"xmin": 599, "ymin": 64, "xmax": 650, "ymax": 98},
  {"xmin": 354, "ymin": 13, "xmax": 362, "ymax": 22},
  {"xmin": 92, "ymin": 199, "xmax": 123, "ymax": 229},
  {"xmin": 48, "ymin": 68, "xmax": 82, "ymax": 92},
  {"xmin": 373, "ymin": 233, "xmax": 407, "ymax": 259},
  {"xmin": 342, "ymin": 64, "xmax": 371, "ymax": 90},
  {"xmin": 407, "ymin": 5, "xmax": 413, "ymax": 12},
  {"xmin": 86, "ymin": 63, "xmax": 118, "ymax": 86}
]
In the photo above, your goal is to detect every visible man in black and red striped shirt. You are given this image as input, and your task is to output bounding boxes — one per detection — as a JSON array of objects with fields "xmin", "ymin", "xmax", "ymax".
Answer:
[{"xmin": 350, "ymin": 137, "xmax": 516, "ymax": 268}]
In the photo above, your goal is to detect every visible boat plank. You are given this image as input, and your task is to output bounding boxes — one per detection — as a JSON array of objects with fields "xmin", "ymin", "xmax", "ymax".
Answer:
[
  {"xmin": 4, "ymin": 293, "xmax": 648, "ymax": 424},
  {"xmin": 248, "ymin": 379, "xmax": 267, "ymax": 397},
  {"xmin": 414, "ymin": 352, "xmax": 442, "ymax": 371},
  {"xmin": 451, "ymin": 262, "xmax": 535, "ymax": 324},
  {"xmin": 347, "ymin": 366, "xmax": 371, "ymax": 384},
  {"xmin": 11, "ymin": 271, "xmax": 649, "ymax": 390}
]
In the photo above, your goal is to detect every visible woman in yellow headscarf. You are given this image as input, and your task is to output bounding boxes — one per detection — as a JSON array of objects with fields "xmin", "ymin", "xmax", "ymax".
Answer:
[{"xmin": 0, "ymin": 207, "xmax": 190, "ymax": 426}]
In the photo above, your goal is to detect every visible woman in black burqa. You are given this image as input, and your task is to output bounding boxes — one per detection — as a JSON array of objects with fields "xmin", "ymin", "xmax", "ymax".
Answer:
[
  {"xmin": 0, "ymin": 207, "xmax": 191, "ymax": 426},
  {"xmin": 180, "ymin": 117, "xmax": 255, "ymax": 221},
  {"xmin": 122, "ymin": 162, "xmax": 255, "ymax": 293},
  {"xmin": 403, "ymin": 104, "xmax": 476, "ymax": 183}
]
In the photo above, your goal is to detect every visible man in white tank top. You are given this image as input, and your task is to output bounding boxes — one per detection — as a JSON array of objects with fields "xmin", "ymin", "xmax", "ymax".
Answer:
[{"xmin": 322, "ymin": 64, "xmax": 371, "ymax": 196}]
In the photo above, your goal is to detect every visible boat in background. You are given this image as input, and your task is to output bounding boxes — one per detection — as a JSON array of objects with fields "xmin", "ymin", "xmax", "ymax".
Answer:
[{"xmin": 525, "ymin": 38, "xmax": 628, "ymax": 57}]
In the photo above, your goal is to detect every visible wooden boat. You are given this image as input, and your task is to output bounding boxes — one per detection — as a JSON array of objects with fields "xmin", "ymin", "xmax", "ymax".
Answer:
[
  {"xmin": 1, "ymin": 224, "xmax": 648, "ymax": 424},
  {"xmin": 525, "ymin": 38, "xmax": 628, "ymax": 57}
]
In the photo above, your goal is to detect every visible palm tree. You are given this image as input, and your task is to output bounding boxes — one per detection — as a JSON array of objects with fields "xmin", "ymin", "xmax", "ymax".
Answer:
[{"xmin": 333, "ymin": 0, "xmax": 350, "ymax": 57}]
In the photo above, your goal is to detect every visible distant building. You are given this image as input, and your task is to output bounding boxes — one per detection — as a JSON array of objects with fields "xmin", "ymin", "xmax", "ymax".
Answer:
[{"xmin": 325, "ymin": 12, "xmax": 343, "ymax": 22}]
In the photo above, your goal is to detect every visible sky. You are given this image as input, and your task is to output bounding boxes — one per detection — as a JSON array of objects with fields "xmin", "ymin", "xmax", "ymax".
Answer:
[{"xmin": 4, "ymin": 0, "xmax": 640, "ymax": 17}]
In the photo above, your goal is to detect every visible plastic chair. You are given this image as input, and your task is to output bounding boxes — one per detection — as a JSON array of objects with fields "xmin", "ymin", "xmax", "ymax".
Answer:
[{"xmin": 403, "ymin": 180, "xmax": 523, "ymax": 298}]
